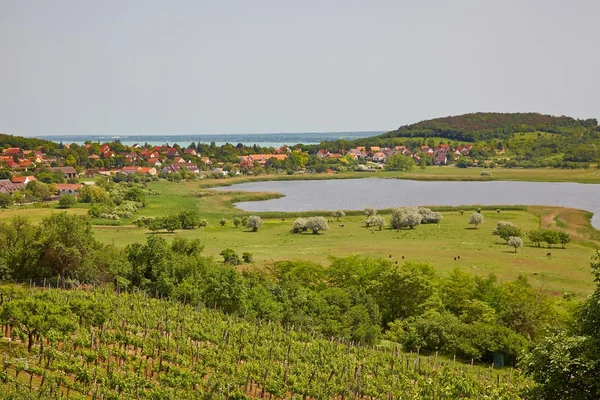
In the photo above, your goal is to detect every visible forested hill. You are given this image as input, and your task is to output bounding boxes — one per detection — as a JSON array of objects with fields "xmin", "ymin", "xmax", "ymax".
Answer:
[
  {"xmin": 378, "ymin": 112, "xmax": 598, "ymax": 142},
  {"xmin": 0, "ymin": 133, "xmax": 58, "ymax": 150}
]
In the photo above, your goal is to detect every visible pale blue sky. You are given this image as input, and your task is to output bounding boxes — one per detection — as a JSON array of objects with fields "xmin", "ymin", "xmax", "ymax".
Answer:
[{"xmin": 1, "ymin": 0, "xmax": 599, "ymax": 136}]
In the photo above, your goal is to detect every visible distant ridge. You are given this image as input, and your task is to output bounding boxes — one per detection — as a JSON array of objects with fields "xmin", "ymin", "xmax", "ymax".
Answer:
[{"xmin": 378, "ymin": 112, "xmax": 598, "ymax": 142}]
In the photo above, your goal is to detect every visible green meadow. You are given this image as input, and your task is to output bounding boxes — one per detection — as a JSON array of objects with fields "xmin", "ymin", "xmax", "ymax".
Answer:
[{"xmin": 2, "ymin": 179, "xmax": 598, "ymax": 297}]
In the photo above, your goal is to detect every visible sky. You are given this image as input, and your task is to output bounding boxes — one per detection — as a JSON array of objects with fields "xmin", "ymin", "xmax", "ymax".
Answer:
[{"xmin": 1, "ymin": 0, "xmax": 599, "ymax": 136}]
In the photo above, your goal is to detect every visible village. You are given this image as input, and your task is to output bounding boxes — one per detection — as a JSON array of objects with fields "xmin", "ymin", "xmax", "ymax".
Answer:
[{"xmin": 0, "ymin": 140, "xmax": 472, "ymax": 200}]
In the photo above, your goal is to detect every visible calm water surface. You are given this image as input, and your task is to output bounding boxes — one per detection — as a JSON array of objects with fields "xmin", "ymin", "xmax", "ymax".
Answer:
[{"xmin": 214, "ymin": 179, "xmax": 600, "ymax": 229}]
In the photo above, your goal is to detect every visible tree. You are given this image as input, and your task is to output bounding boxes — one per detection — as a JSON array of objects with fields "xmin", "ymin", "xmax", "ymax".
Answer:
[
  {"xmin": 391, "ymin": 207, "xmax": 422, "ymax": 229},
  {"xmin": 385, "ymin": 153, "xmax": 415, "ymax": 171},
  {"xmin": 364, "ymin": 207, "xmax": 377, "ymax": 217},
  {"xmin": 527, "ymin": 229, "xmax": 544, "ymax": 247},
  {"xmin": 469, "ymin": 212, "xmax": 484, "ymax": 228},
  {"xmin": 246, "ymin": 215, "xmax": 262, "ymax": 232},
  {"xmin": 58, "ymin": 194, "xmax": 77, "ymax": 208},
  {"xmin": 39, "ymin": 213, "xmax": 96, "ymax": 288},
  {"xmin": 178, "ymin": 210, "xmax": 200, "ymax": 229},
  {"xmin": 497, "ymin": 225, "xmax": 522, "ymax": 242},
  {"xmin": 0, "ymin": 192, "xmax": 11, "ymax": 208},
  {"xmin": 543, "ymin": 229, "xmax": 560, "ymax": 248},
  {"xmin": 558, "ymin": 231, "xmax": 571, "ymax": 248},
  {"xmin": 220, "ymin": 217, "xmax": 227, "ymax": 226},
  {"xmin": 233, "ymin": 217, "xmax": 242, "ymax": 228},
  {"xmin": 520, "ymin": 251, "xmax": 600, "ymax": 398},
  {"xmin": 163, "ymin": 215, "xmax": 182, "ymax": 232},
  {"xmin": 508, "ymin": 236, "xmax": 523, "ymax": 252},
  {"xmin": 366, "ymin": 215, "xmax": 385, "ymax": 230},
  {"xmin": 332, "ymin": 210, "xmax": 345, "ymax": 221},
  {"xmin": 305, "ymin": 216, "xmax": 328, "ymax": 234},
  {"xmin": 292, "ymin": 218, "xmax": 306, "ymax": 233},
  {"xmin": 65, "ymin": 154, "xmax": 77, "ymax": 166}
]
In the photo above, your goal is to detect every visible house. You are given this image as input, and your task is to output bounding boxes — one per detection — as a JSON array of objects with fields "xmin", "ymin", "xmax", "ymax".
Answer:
[
  {"xmin": 316, "ymin": 149, "xmax": 330, "ymax": 159},
  {"xmin": 421, "ymin": 146, "xmax": 434, "ymax": 155},
  {"xmin": 122, "ymin": 166, "xmax": 141, "ymax": 175},
  {"xmin": 100, "ymin": 144, "xmax": 111, "ymax": 152},
  {"xmin": 372, "ymin": 152, "xmax": 387, "ymax": 162},
  {"xmin": 173, "ymin": 157, "xmax": 186, "ymax": 164},
  {"xmin": 11, "ymin": 175, "xmax": 36, "ymax": 185},
  {"xmin": 0, "ymin": 179, "xmax": 25, "ymax": 194},
  {"xmin": 183, "ymin": 148, "xmax": 198, "ymax": 156},
  {"xmin": 200, "ymin": 157, "xmax": 212, "ymax": 166},
  {"xmin": 433, "ymin": 151, "xmax": 448, "ymax": 166},
  {"xmin": 132, "ymin": 143, "xmax": 141, "ymax": 149},
  {"xmin": 329, "ymin": 153, "xmax": 342, "ymax": 159},
  {"xmin": 19, "ymin": 160, "xmax": 34, "ymax": 169},
  {"xmin": 162, "ymin": 163, "xmax": 200, "ymax": 174},
  {"xmin": 3, "ymin": 148, "xmax": 23, "ymax": 157},
  {"xmin": 48, "ymin": 166, "xmax": 78, "ymax": 179},
  {"xmin": 147, "ymin": 158, "xmax": 162, "ymax": 167},
  {"xmin": 138, "ymin": 167, "xmax": 157, "ymax": 176},
  {"xmin": 370, "ymin": 146, "xmax": 381, "ymax": 153},
  {"xmin": 55, "ymin": 183, "xmax": 82, "ymax": 195},
  {"xmin": 349, "ymin": 149, "xmax": 367, "ymax": 159},
  {"xmin": 239, "ymin": 159, "xmax": 254, "ymax": 168},
  {"xmin": 166, "ymin": 148, "xmax": 180, "ymax": 158}
]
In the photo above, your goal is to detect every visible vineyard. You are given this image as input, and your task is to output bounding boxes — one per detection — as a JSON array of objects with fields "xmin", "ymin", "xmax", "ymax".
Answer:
[{"xmin": 0, "ymin": 286, "xmax": 531, "ymax": 399}]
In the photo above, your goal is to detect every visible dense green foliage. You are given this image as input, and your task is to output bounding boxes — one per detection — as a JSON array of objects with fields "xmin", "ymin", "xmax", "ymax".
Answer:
[
  {"xmin": 520, "ymin": 251, "xmax": 600, "ymax": 399},
  {"xmin": 0, "ymin": 286, "xmax": 531, "ymax": 399},
  {"xmin": 379, "ymin": 112, "xmax": 597, "ymax": 142}
]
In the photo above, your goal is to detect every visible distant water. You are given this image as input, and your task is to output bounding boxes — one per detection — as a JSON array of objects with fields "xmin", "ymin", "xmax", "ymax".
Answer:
[
  {"xmin": 214, "ymin": 178, "xmax": 600, "ymax": 229},
  {"xmin": 36, "ymin": 132, "xmax": 383, "ymax": 147}
]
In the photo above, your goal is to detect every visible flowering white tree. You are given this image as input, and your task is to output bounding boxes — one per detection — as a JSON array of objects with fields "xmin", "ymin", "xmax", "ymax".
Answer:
[
  {"xmin": 246, "ymin": 215, "xmax": 263, "ymax": 232},
  {"xmin": 469, "ymin": 212, "xmax": 484, "ymax": 229},
  {"xmin": 508, "ymin": 236, "xmax": 523, "ymax": 253},
  {"xmin": 305, "ymin": 216, "xmax": 329, "ymax": 234}
]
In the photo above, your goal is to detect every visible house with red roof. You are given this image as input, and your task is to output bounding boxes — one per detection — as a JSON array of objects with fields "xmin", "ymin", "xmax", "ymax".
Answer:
[
  {"xmin": 55, "ymin": 183, "xmax": 82, "ymax": 195},
  {"xmin": 11, "ymin": 175, "xmax": 36, "ymax": 185},
  {"xmin": 3, "ymin": 148, "xmax": 22, "ymax": 157}
]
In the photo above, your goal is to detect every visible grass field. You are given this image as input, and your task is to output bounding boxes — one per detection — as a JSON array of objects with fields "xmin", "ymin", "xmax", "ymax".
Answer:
[{"xmin": 2, "ymin": 179, "xmax": 598, "ymax": 298}]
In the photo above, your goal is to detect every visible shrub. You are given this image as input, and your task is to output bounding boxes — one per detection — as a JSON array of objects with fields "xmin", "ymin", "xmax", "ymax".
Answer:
[
  {"xmin": 199, "ymin": 219, "xmax": 209, "ymax": 228},
  {"xmin": 305, "ymin": 216, "xmax": 328, "ymax": 234},
  {"xmin": 418, "ymin": 207, "xmax": 442, "ymax": 223},
  {"xmin": 233, "ymin": 217, "xmax": 242, "ymax": 228},
  {"xmin": 508, "ymin": 236, "xmax": 523, "ymax": 252},
  {"xmin": 364, "ymin": 207, "xmax": 377, "ymax": 217},
  {"xmin": 220, "ymin": 248, "xmax": 240, "ymax": 265},
  {"xmin": 391, "ymin": 207, "xmax": 422, "ymax": 229},
  {"xmin": 179, "ymin": 210, "xmax": 201, "ymax": 229},
  {"xmin": 365, "ymin": 215, "xmax": 385, "ymax": 230},
  {"xmin": 220, "ymin": 218, "xmax": 227, "ymax": 226},
  {"xmin": 242, "ymin": 252, "xmax": 253, "ymax": 263},
  {"xmin": 58, "ymin": 194, "xmax": 77, "ymax": 209},
  {"xmin": 292, "ymin": 218, "xmax": 306, "ymax": 233}
]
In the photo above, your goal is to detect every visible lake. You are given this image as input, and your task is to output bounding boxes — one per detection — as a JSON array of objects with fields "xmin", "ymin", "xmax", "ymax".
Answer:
[{"xmin": 214, "ymin": 178, "xmax": 600, "ymax": 229}]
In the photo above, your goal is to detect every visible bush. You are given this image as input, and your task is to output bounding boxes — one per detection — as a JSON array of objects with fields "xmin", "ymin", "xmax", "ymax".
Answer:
[
  {"xmin": 365, "ymin": 215, "xmax": 385, "ymax": 230},
  {"xmin": 0, "ymin": 193, "xmax": 11, "ymax": 208},
  {"xmin": 220, "ymin": 248, "xmax": 240, "ymax": 265},
  {"xmin": 233, "ymin": 217, "xmax": 242, "ymax": 228},
  {"xmin": 242, "ymin": 252, "xmax": 253, "ymax": 263},
  {"xmin": 292, "ymin": 218, "xmax": 306, "ymax": 233},
  {"xmin": 179, "ymin": 210, "xmax": 201, "ymax": 229},
  {"xmin": 364, "ymin": 207, "xmax": 377, "ymax": 217},
  {"xmin": 391, "ymin": 207, "xmax": 422, "ymax": 229},
  {"xmin": 199, "ymin": 219, "xmax": 209, "ymax": 228},
  {"xmin": 508, "ymin": 236, "xmax": 523, "ymax": 252},
  {"xmin": 418, "ymin": 207, "xmax": 442, "ymax": 223},
  {"xmin": 220, "ymin": 217, "xmax": 227, "ymax": 226},
  {"xmin": 58, "ymin": 194, "xmax": 77, "ymax": 209},
  {"xmin": 305, "ymin": 216, "xmax": 328, "ymax": 234}
]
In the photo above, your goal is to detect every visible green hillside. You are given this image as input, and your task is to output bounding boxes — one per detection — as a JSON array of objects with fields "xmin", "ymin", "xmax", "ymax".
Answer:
[{"xmin": 378, "ymin": 112, "xmax": 598, "ymax": 142}]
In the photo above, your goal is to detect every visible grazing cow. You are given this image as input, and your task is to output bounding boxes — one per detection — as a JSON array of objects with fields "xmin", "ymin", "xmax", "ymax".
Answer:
[
  {"xmin": 389, "ymin": 255, "xmax": 392, "ymax": 258},
  {"xmin": 457, "ymin": 256, "xmax": 460, "ymax": 260},
  {"xmin": 402, "ymin": 256, "xmax": 405, "ymax": 259},
  {"xmin": 395, "ymin": 261, "xmax": 398, "ymax": 264},
  {"xmin": 339, "ymin": 224, "xmax": 344, "ymax": 227},
  {"xmin": 454, "ymin": 257, "xmax": 456, "ymax": 261},
  {"xmin": 547, "ymin": 252, "xmax": 551, "ymax": 258},
  {"xmin": 371, "ymin": 230, "xmax": 375, "ymax": 234}
]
